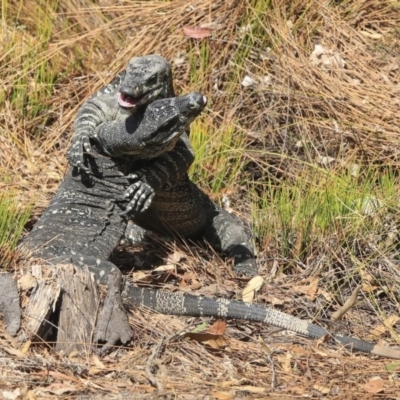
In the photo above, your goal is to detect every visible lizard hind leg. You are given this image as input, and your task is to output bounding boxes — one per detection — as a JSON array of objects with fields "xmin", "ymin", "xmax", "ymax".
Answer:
[
  {"xmin": 202, "ymin": 208, "xmax": 258, "ymax": 277},
  {"xmin": 121, "ymin": 221, "xmax": 149, "ymax": 247}
]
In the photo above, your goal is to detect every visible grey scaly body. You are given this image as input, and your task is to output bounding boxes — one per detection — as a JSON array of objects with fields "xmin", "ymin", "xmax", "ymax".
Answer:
[
  {"xmin": 19, "ymin": 93, "xmax": 400, "ymax": 359},
  {"xmin": 96, "ymin": 112, "xmax": 255, "ymax": 262},
  {"xmin": 70, "ymin": 54, "xmax": 257, "ymax": 276},
  {"xmin": 68, "ymin": 55, "xmax": 194, "ymax": 216},
  {"xmin": 127, "ymin": 287, "xmax": 400, "ymax": 359},
  {"xmin": 21, "ymin": 93, "xmax": 206, "ymax": 284}
]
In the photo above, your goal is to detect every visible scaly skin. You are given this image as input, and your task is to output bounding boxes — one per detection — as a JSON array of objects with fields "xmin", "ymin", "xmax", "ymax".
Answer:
[
  {"xmin": 21, "ymin": 93, "xmax": 206, "ymax": 285},
  {"xmin": 69, "ymin": 55, "xmax": 258, "ymax": 276},
  {"xmin": 126, "ymin": 287, "xmax": 400, "ymax": 359},
  {"xmin": 19, "ymin": 93, "xmax": 205, "ymax": 350},
  {"xmin": 67, "ymin": 54, "xmax": 194, "ymax": 210},
  {"xmin": 16, "ymin": 93, "xmax": 400, "ymax": 359}
]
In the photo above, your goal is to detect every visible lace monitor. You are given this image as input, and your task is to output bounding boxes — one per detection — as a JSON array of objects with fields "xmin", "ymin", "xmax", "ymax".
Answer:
[
  {"xmin": 17, "ymin": 93, "xmax": 206, "ymax": 349},
  {"xmin": 68, "ymin": 61, "xmax": 400, "ymax": 359},
  {"xmin": 68, "ymin": 54, "xmax": 258, "ymax": 276},
  {"xmin": 21, "ymin": 93, "xmax": 206, "ymax": 284},
  {"xmin": 17, "ymin": 92, "xmax": 400, "ymax": 359}
]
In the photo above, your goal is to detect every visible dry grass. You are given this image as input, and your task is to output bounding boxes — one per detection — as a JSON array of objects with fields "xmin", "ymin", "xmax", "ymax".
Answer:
[{"xmin": 2, "ymin": 0, "xmax": 400, "ymax": 397}]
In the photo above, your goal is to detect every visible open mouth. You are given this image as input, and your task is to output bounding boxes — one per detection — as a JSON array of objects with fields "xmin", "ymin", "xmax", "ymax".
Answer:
[{"xmin": 118, "ymin": 92, "xmax": 148, "ymax": 108}]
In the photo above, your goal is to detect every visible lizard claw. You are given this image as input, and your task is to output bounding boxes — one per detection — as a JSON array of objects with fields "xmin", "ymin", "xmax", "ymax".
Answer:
[
  {"xmin": 83, "ymin": 136, "xmax": 92, "ymax": 153},
  {"xmin": 124, "ymin": 172, "xmax": 142, "ymax": 182},
  {"xmin": 67, "ymin": 133, "xmax": 92, "ymax": 171},
  {"xmin": 121, "ymin": 181, "xmax": 155, "ymax": 216}
]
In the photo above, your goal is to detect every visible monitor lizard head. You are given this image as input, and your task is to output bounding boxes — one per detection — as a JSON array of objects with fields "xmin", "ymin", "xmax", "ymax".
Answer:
[
  {"xmin": 95, "ymin": 93, "xmax": 206, "ymax": 159},
  {"xmin": 134, "ymin": 92, "xmax": 206, "ymax": 158},
  {"xmin": 118, "ymin": 54, "xmax": 174, "ymax": 110}
]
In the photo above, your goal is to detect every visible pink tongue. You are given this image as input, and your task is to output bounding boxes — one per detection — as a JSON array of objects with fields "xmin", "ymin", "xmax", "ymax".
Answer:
[{"xmin": 118, "ymin": 93, "xmax": 138, "ymax": 108}]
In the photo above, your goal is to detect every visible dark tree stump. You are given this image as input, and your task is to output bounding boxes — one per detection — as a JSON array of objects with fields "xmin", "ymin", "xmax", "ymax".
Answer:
[{"xmin": 1, "ymin": 263, "xmax": 133, "ymax": 355}]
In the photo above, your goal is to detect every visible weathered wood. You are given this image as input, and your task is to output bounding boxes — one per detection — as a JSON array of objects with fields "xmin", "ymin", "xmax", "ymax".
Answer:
[
  {"xmin": 0, "ymin": 261, "xmax": 134, "ymax": 355},
  {"xmin": 24, "ymin": 265, "xmax": 60, "ymax": 339},
  {"xmin": 56, "ymin": 264, "xmax": 100, "ymax": 354}
]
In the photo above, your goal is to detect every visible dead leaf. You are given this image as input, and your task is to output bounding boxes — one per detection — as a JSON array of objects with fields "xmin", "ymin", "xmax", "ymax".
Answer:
[
  {"xmin": 368, "ymin": 315, "xmax": 400, "ymax": 339},
  {"xmin": 131, "ymin": 271, "xmax": 151, "ymax": 282},
  {"xmin": 331, "ymin": 285, "xmax": 361, "ymax": 321},
  {"xmin": 313, "ymin": 385, "xmax": 330, "ymax": 394},
  {"xmin": 2, "ymin": 345, "xmax": 27, "ymax": 358},
  {"xmin": 292, "ymin": 278, "xmax": 320, "ymax": 300},
  {"xmin": 359, "ymin": 30, "xmax": 383, "ymax": 39},
  {"xmin": 185, "ymin": 331, "xmax": 228, "ymax": 349},
  {"xmin": 277, "ymin": 353, "xmax": 292, "ymax": 374},
  {"xmin": 153, "ymin": 264, "xmax": 176, "ymax": 272},
  {"xmin": 257, "ymin": 336, "xmax": 272, "ymax": 353},
  {"xmin": 19, "ymin": 340, "xmax": 31, "ymax": 355},
  {"xmin": 167, "ymin": 248, "xmax": 186, "ymax": 263},
  {"xmin": 242, "ymin": 276, "xmax": 264, "ymax": 303},
  {"xmin": 363, "ymin": 377, "xmax": 385, "ymax": 394},
  {"xmin": 91, "ymin": 354, "xmax": 106, "ymax": 369},
  {"xmin": 263, "ymin": 294, "xmax": 285, "ymax": 305},
  {"xmin": 202, "ymin": 336, "xmax": 228, "ymax": 349},
  {"xmin": 40, "ymin": 383, "xmax": 82, "ymax": 395},
  {"xmin": 34, "ymin": 370, "xmax": 81, "ymax": 384},
  {"xmin": 232, "ymin": 385, "xmax": 266, "ymax": 393},
  {"xmin": 211, "ymin": 391, "xmax": 235, "ymax": 400},
  {"xmin": 241, "ymin": 75, "xmax": 257, "ymax": 87},
  {"xmin": 286, "ymin": 385, "xmax": 306, "ymax": 395},
  {"xmin": 219, "ymin": 380, "xmax": 241, "ymax": 388},
  {"xmin": 306, "ymin": 277, "xmax": 319, "ymax": 299},
  {"xmin": 205, "ymin": 320, "xmax": 226, "ymax": 336},
  {"xmin": 183, "ymin": 26, "xmax": 211, "ymax": 39}
]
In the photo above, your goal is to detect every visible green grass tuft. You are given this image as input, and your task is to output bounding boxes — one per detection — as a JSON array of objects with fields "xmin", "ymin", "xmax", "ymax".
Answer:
[
  {"xmin": 0, "ymin": 193, "xmax": 33, "ymax": 267},
  {"xmin": 251, "ymin": 165, "xmax": 399, "ymax": 260},
  {"xmin": 189, "ymin": 118, "xmax": 247, "ymax": 194}
]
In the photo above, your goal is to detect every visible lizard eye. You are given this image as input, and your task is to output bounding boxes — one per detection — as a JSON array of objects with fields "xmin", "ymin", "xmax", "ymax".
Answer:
[
  {"xmin": 147, "ymin": 74, "xmax": 158, "ymax": 86},
  {"xmin": 161, "ymin": 119, "xmax": 177, "ymax": 131}
]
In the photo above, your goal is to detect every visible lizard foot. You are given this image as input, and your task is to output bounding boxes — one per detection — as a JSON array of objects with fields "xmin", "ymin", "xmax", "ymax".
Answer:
[
  {"xmin": 120, "ymin": 221, "xmax": 148, "ymax": 247},
  {"xmin": 0, "ymin": 273, "xmax": 21, "ymax": 336},
  {"xmin": 67, "ymin": 133, "xmax": 92, "ymax": 172},
  {"xmin": 94, "ymin": 269, "xmax": 133, "ymax": 354},
  {"xmin": 121, "ymin": 179, "xmax": 155, "ymax": 216},
  {"xmin": 232, "ymin": 260, "xmax": 258, "ymax": 277}
]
